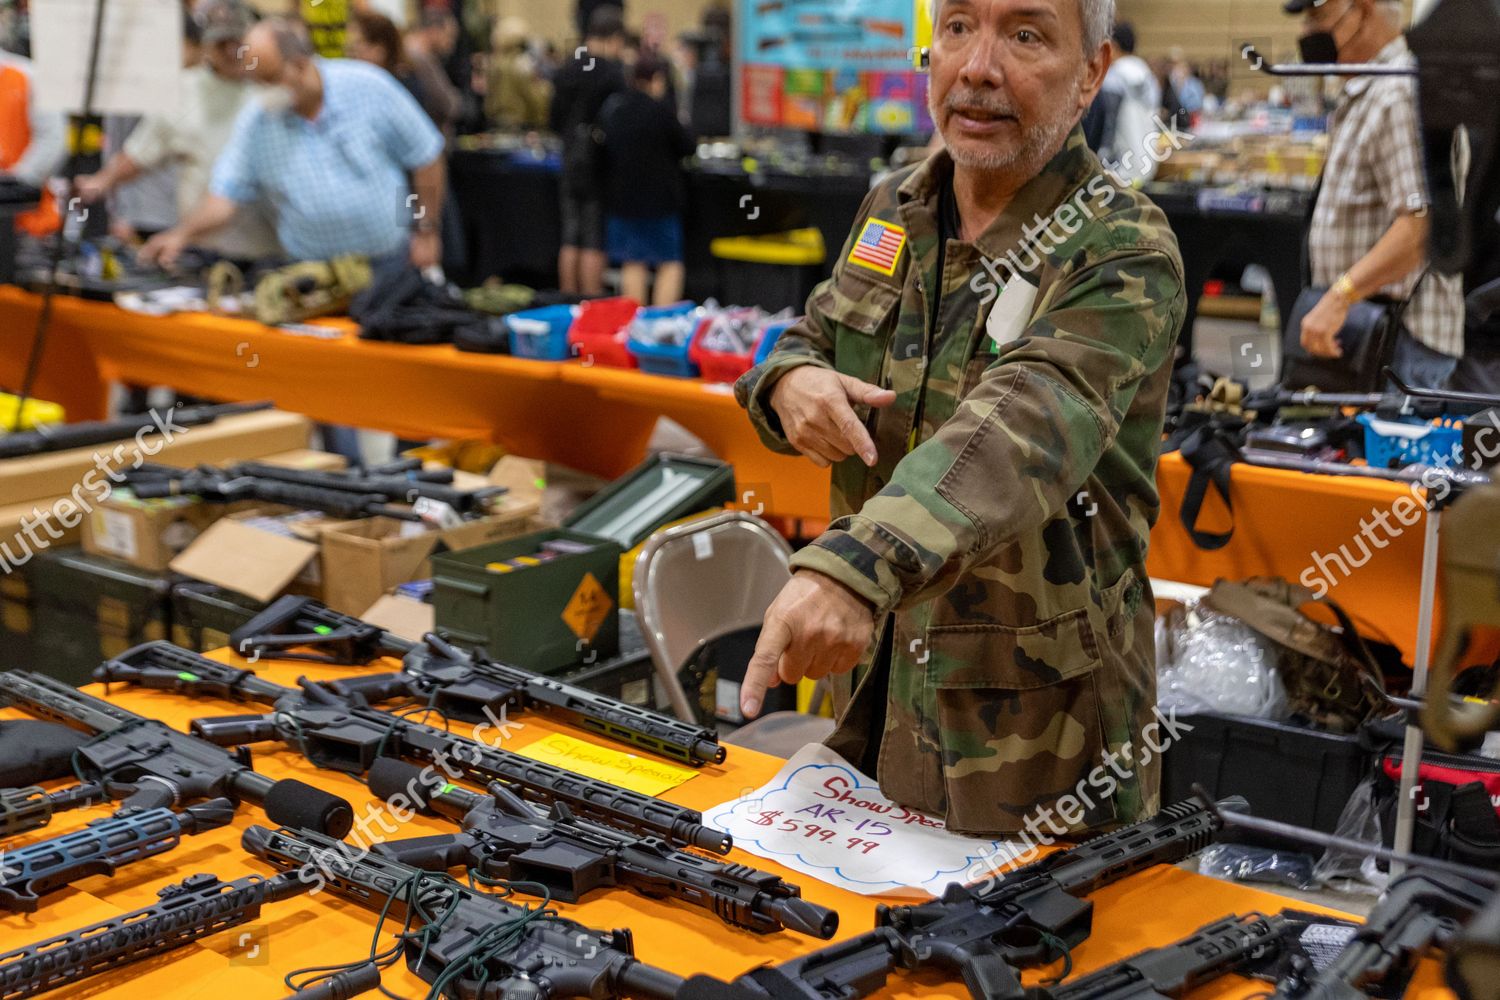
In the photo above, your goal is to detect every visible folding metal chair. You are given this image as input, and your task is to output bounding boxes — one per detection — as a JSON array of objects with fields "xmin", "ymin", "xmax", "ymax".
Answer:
[{"xmin": 632, "ymin": 510, "xmax": 834, "ymax": 757}]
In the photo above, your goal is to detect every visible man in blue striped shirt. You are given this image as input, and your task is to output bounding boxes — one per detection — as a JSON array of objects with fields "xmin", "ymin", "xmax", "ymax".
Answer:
[{"xmin": 141, "ymin": 18, "xmax": 446, "ymax": 269}]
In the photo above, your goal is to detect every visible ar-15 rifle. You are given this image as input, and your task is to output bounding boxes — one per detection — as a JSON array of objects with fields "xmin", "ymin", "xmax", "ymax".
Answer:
[
  {"xmin": 365, "ymin": 757, "xmax": 835, "ymax": 938},
  {"xmin": 94, "ymin": 642, "xmax": 731, "ymax": 854},
  {"xmin": 228, "ymin": 596, "xmax": 726, "ymax": 766},
  {"xmin": 1024, "ymin": 911, "xmax": 1322, "ymax": 1000},
  {"xmin": 341, "ymin": 631, "xmax": 725, "ymax": 767},
  {"xmin": 1273, "ymin": 868, "xmax": 1493, "ymax": 1000},
  {"xmin": 0, "ymin": 669, "xmax": 352, "ymax": 833},
  {"xmin": 123, "ymin": 463, "xmax": 427, "ymax": 522},
  {"xmin": 680, "ymin": 796, "xmax": 1245, "ymax": 1000},
  {"xmin": 0, "ymin": 799, "xmax": 234, "ymax": 912},
  {"xmin": 231, "ymin": 461, "xmax": 507, "ymax": 516},
  {"xmin": 0, "ymin": 782, "xmax": 104, "ymax": 839},
  {"xmin": 229, "ymin": 594, "xmax": 410, "ymax": 665},
  {"xmin": 0, "ymin": 869, "xmax": 310, "ymax": 998},
  {"xmin": 0, "ymin": 401, "xmax": 272, "ymax": 461},
  {"xmin": 244, "ymin": 823, "xmax": 693, "ymax": 1000}
]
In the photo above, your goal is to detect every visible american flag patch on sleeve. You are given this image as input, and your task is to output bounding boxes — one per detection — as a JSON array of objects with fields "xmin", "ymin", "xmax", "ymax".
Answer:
[{"xmin": 847, "ymin": 218, "xmax": 907, "ymax": 276}]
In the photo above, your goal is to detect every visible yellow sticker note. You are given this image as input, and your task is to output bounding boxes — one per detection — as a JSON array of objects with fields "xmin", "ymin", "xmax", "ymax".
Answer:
[{"xmin": 514, "ymin": 733, "xmax": 698, "ymax": 796}]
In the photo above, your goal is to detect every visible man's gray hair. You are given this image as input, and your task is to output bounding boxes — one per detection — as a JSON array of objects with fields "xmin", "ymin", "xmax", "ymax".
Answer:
[
  {"xmin": 1081, "ymin": 0, "xmax": 1116, "ymax": 53},
  {"xmin": 258, "ymin": 16, "xmax": 315, "ymax": 61},
  {"xmin": 924, "ymin": 1, "xmax": 1114, "ymax": 55}
]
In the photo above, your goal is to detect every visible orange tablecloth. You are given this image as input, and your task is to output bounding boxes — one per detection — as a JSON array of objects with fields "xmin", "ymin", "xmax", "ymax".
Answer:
[
  {"xmin": 0, "ymin": 287, "xmax": 830, "ymax": 521},
  {"xmin": 0, "ymin": 286, "xmax": 1432, "ymax": 662},
  {"xmin": 0, "ymin": 649, "xmax": 1455, "ymax": 999}
]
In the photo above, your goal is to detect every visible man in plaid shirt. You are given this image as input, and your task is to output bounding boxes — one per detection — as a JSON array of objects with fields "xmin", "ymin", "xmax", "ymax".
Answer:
[{"xmin": 1289, "ymin": 0, "xmax": 1464, "ymax": 387}]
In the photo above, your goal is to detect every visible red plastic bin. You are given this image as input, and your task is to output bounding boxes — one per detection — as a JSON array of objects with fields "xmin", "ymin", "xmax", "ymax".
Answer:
[
  {"xmin": 569, "ymin": 296, "xmax": 640, "ymax": 369},
  {"xmin": 689, "ymin": 309, "xmax": 768, "ymax": 384}
]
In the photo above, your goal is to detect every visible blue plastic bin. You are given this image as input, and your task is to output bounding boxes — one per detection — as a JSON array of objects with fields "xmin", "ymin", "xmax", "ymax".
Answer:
[
  {"xmin": 626, "ymin": 303, "xmax": 701, "ymax": 377},
  {"xmin": 1358, "ymin": 413, "xmax": 1464, "ymax": 469},
  {"xmin": 506, "ymin": 305, "xmax": 578, "ymax": 360},
  {"xmin": 753, "ymin": 319, "xmax": 798, "ymax": 365}
]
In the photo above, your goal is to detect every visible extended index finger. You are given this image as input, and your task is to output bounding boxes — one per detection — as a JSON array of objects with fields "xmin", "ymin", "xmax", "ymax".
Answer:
[
  {"xmin": 741, "ymin": 617, "xmax": 792, "ymax": 719},
  {"xmin": 830, "ymin": 400, "xmax": 878, "ymax": 467}
]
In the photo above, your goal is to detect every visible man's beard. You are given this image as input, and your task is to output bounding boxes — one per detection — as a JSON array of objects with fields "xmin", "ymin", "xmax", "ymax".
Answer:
[{"xmin": 933, "ymin": 85, "xmax": 1079, "ymax": 175}]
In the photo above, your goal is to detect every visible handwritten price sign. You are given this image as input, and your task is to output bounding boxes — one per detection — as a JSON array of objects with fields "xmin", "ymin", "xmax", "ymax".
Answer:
[{"xmin": 705, "ymin": 744, "xmax": 1021, "ymax": 897}]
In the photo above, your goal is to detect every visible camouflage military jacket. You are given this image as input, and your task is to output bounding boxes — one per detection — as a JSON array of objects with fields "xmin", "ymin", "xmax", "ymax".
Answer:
[{"xmin": 735, "ymin": 127, "xmax": 1185, "ymax": 837}]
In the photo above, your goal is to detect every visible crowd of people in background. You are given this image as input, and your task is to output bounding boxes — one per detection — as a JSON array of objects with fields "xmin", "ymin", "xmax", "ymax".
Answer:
[
  {"xmin": 0, "ymin": 0, "xmax": 733, "ymax": 283},
  {"xmin": 0, "ymin": 0, "xmax": 1476, "ymax": 390}
]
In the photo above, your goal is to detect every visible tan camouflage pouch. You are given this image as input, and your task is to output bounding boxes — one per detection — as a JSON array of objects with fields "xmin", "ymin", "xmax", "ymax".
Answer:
[
  {"xmin": 1199, "ymin": 576, "xmax": 1388, "ymax": 731},
  {"xmin": 252, "ymin": 254, "xmax": 372, "ymax": 326}
]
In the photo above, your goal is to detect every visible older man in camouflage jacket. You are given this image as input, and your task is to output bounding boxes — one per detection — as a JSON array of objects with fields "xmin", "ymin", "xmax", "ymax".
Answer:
[{"xmin": 734, "ymin": 0, "xmax": 1186, "ymax": 837}]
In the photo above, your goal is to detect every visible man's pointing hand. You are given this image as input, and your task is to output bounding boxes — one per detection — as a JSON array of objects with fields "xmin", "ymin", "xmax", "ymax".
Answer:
[
  {"xmin": 740, "ymin": 570, "xmax": 876, "ymax": 718},
  {"xmin": 770, "ymin": 367, "xmax": 896, "ymax": 468}
]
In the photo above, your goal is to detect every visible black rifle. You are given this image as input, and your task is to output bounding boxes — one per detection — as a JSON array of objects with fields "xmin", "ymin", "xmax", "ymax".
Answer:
[
  {"xmin": 0, "ymin": 870, "xmax": 309, "ymax": 998},
  {"xmin": 229, "ymin": 597, "xmax": 726, "ymax": 766},
  {"xmin": 1273, "ymin": 868, "xmax": 1493, "ymax": 1000},
  {"xmin": 679, "ymin": 796, "xmax": 1245, "ymax": 1000},
  {"xmin": 0, "ymin": 799, "xmax": 233, "ymax": 912},
  {"xmin": 232, "ymin": 461, "xmax": 506, "ymax": 515},
  {"xmin": 229, "ymin": 594, "xmax": 409, "ymax": 665},
  {"xmin": 94, "ymin": 642, "xmax": 731, "ymax": 854},
  {"xmin": 340, "ymin": 631, "xmax": 726, "ymax": 767},
  {"xmin": 244, "ymin": 823, "xmax": 692, "ymax": 1000},
  {"xmin": 123, "ymin": 463, "xmax": 426, "ymax": 521},
  {"xmin": 0, "ymin": 782, "xmax": 104, "ymax": 839},
  {"xmin": 366, "ymin": 757, "xmax": 835, "ymax": 938},
  {"xmin": 0, "ymin": 401, "xmax": 271, "ymax": 461},
  {"xmin": 1026, "ymin": 912, "xmax": 1296, "ymax": 1000},
  {"xmin": 0, "ymin": 669, "xmax": 353, "ymax": 833}
]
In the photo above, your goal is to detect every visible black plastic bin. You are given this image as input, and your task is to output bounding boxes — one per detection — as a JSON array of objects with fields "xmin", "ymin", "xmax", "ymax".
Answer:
[{"xmin": 1160, "ymin": 712, "xmax": 1373, "ymax": 835}]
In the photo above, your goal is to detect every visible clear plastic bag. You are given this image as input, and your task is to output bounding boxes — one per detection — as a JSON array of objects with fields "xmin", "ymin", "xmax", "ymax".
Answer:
[
  {"xmin": 1156, "ymin": 600, "xmax": 1290, "ymax": 719},
  {"xmin": 1199, "ymin": 844, "xmax": 1318, "ymax": 890},
  {"xmin": 1312, "ymin": 776, "xmax": 1390, "ymax": 895},
  {"xmin": 699, "ymin": 307, "xmax": 770, "ymax": 353}
]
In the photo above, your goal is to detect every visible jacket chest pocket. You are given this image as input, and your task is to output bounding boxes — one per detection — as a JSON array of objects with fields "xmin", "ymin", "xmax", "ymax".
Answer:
[
  {"xmin": 813, "ymin": 272, "xmax": 903, "ymax": 387},
  {"xmin": 923, "ymin": 609, "xmax": 1117, "ymax": 836}
]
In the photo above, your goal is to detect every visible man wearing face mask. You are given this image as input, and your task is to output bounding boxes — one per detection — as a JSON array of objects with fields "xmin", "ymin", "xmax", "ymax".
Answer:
[
  {"xmin": 76, "ymin": 0, "xmax": 280, "ymax": 263},
  {"xmin": 1291, "ymin": 0, "xmax": 1465, "ymax": 387},
  {"xmin": 734, "ymin": 0, "xmax": 1184, "ymax": 837},
  {"xmin": 140, "ymin": 16, "xmax": 446, "ymax": 271}
]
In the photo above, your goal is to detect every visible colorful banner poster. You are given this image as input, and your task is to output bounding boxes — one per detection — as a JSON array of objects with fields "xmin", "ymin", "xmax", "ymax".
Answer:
[
  {"xmin": 738, "ymin": 0, "xmax": 926, "ymax": 134},
  {"xmin": 781, "ymin": 68, "xmax": 828, "ymax": 131}
]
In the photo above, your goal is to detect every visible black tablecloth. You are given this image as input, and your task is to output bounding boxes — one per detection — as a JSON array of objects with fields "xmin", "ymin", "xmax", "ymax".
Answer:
[
  {"xmin": 449, "ymin": 148, "xmax": 868, "ymax": 300},
  {"xmin": 450, "ymin": 150, "xmax": 1308, "ymax": 355}
]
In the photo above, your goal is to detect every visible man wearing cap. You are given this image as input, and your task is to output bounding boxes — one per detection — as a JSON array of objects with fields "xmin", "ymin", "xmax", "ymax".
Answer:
[
  {"xmin": 76, "ymin": 0, "xmax": 280, "ymax": 262},
  {"xmin": 1290, "ymin": 0, "xmax": 1464, "ymax": 386},
  {"xmin": 735, "ymin": 0, "xmax": 1184, "ymax": 837}
]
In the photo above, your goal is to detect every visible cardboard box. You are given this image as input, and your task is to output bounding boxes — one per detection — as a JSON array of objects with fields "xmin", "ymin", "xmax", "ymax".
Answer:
[
  {"xmin": 360, "ymin": 593, "xmax": 436, "ymax": 643},
  {"xmin": 0, "ymin": 409, "xmax": 312, "ymax": 510},
  {"xmin": 168, "ymin": 506, "xmax": 350, "ymax": 604},
  {"xmin": 80, "ymin": 452, "xmax": 346, "ymax": 572},
  {"xmin": 320, "ymin": 498, "xmax": 541, "ymax": 616},
  {"xmin": 256, "ymin": 449, "xmax": 349, "ymax": 472},
  {"xmin": 0, "ymin": 499, "xmax": 82, "ymax": 578},
  {"xmin": 83, "ymin": 492, "xmax": 222, "ymax": 572}
]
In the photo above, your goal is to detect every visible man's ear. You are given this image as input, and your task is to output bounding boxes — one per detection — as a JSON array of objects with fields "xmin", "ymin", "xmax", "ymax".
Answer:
[{"xmin": 1077, "ymin": 42, "xmax": 1112, "ymax": 114}]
